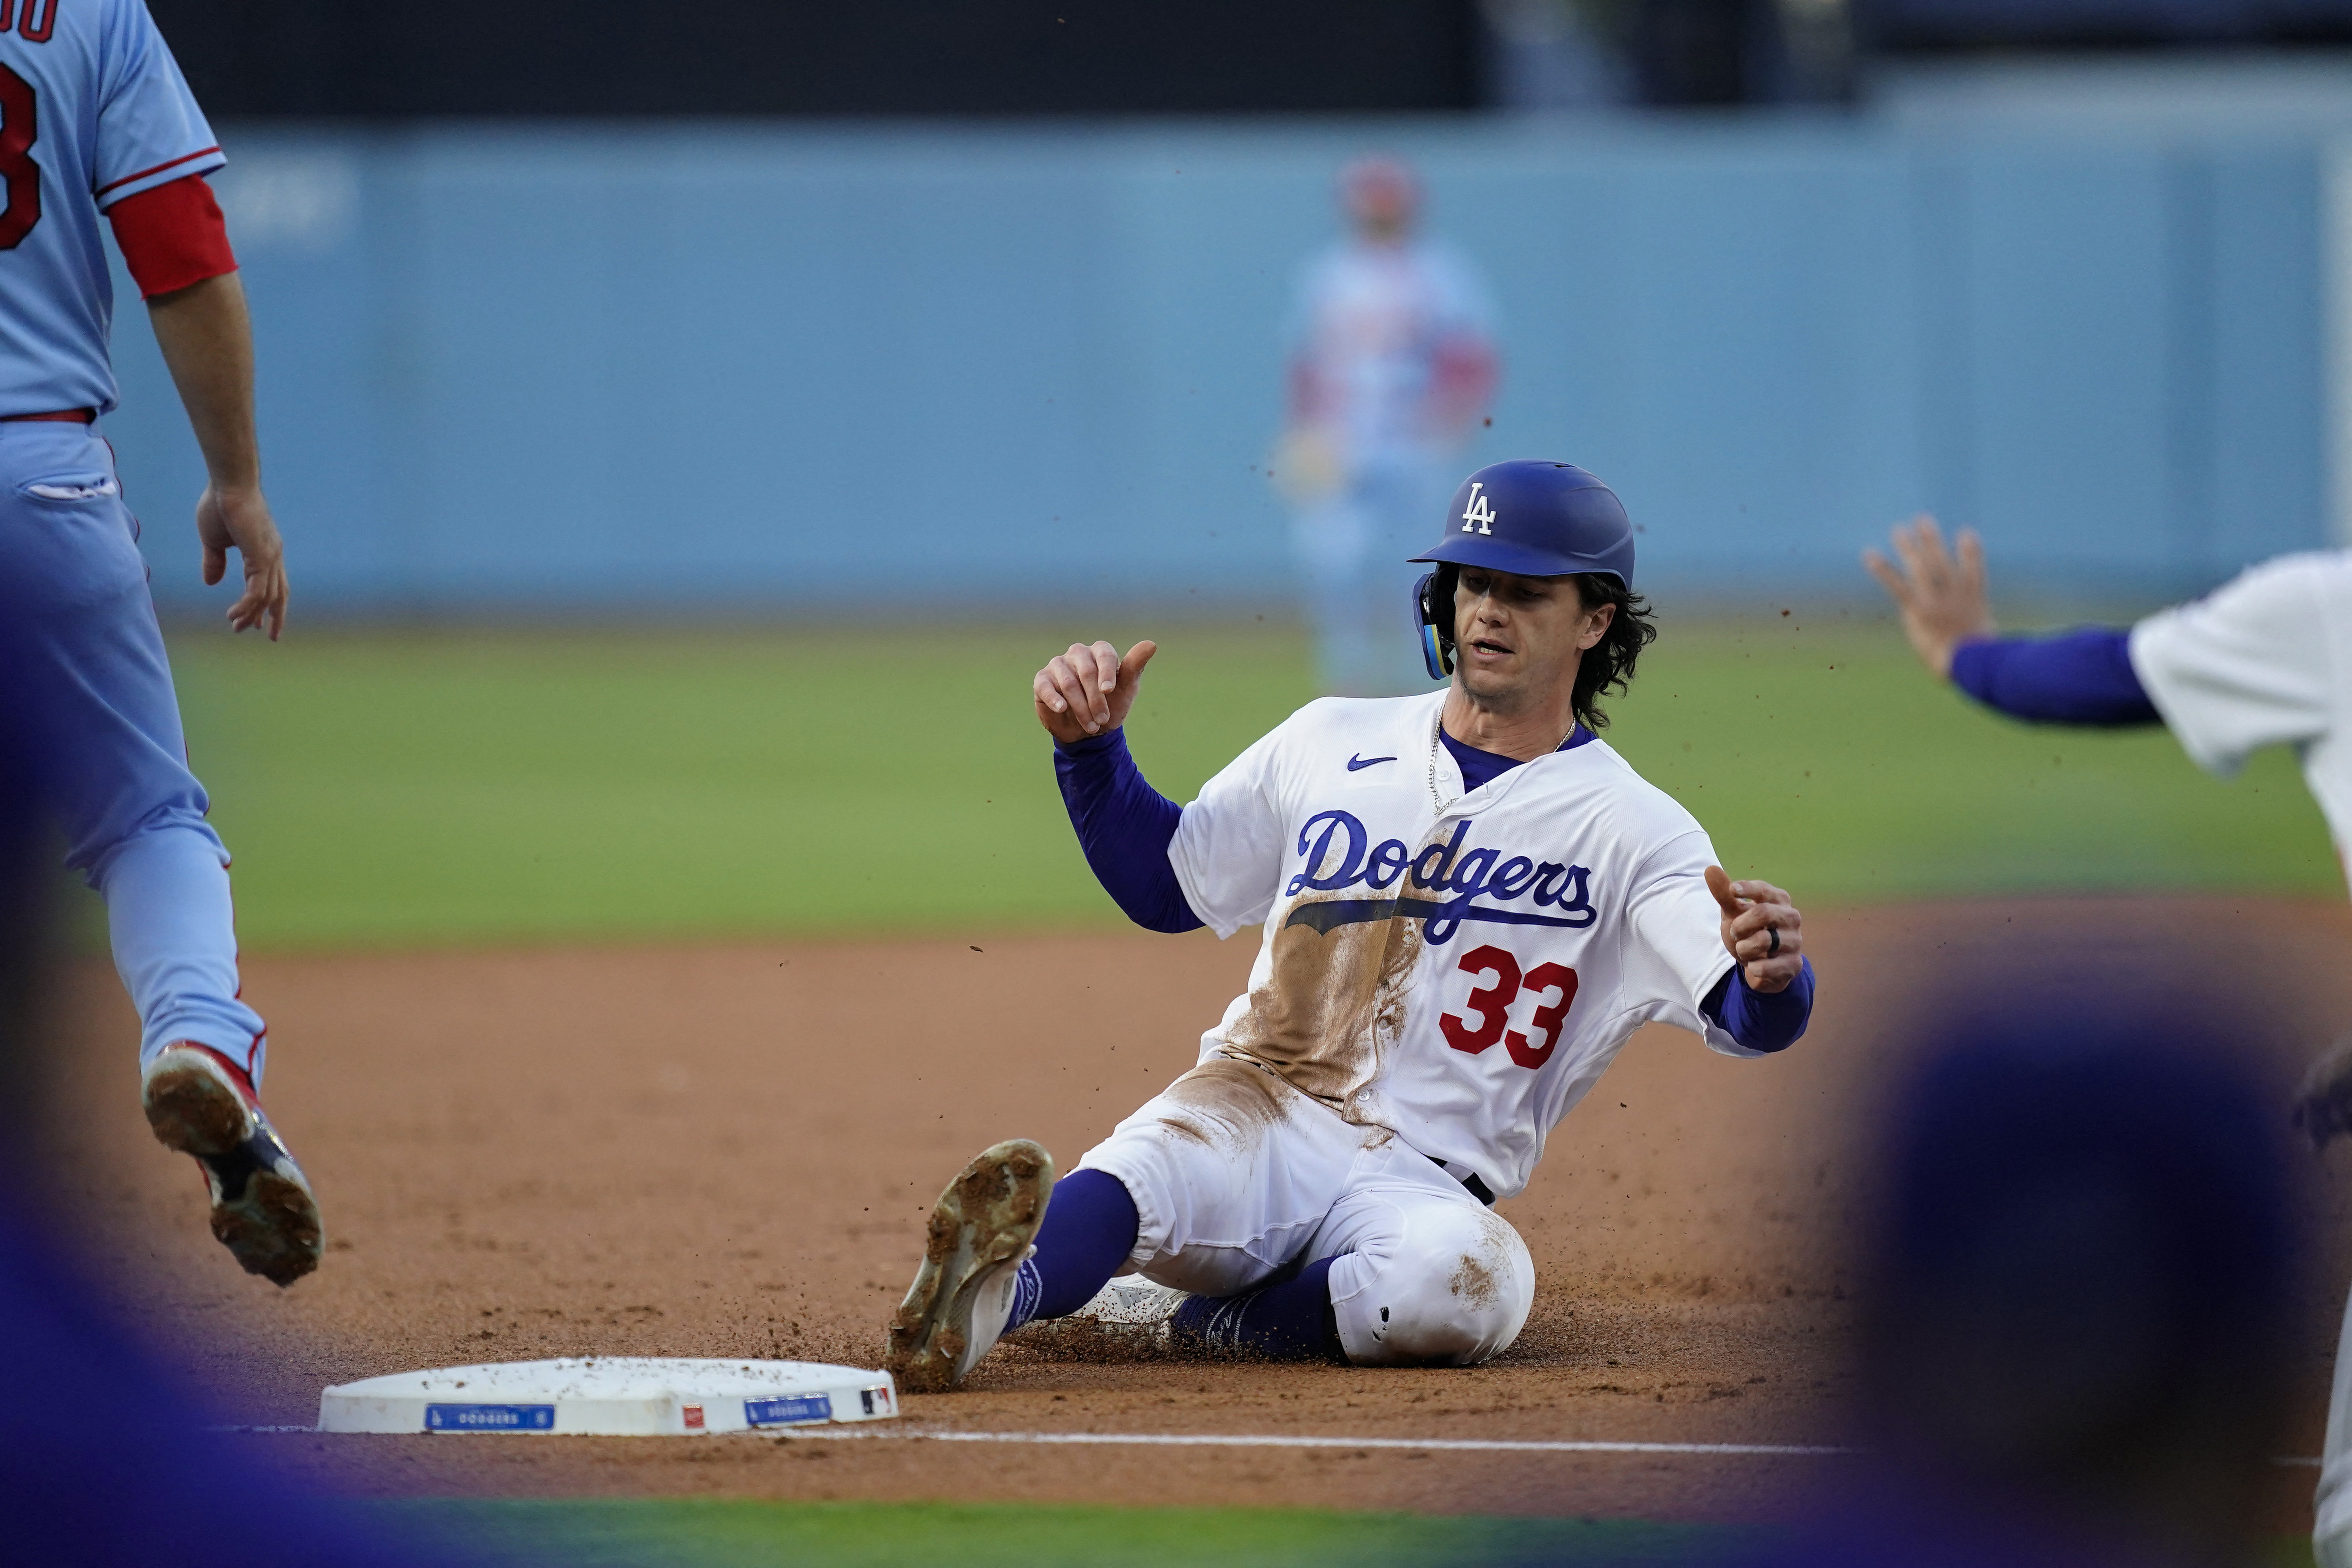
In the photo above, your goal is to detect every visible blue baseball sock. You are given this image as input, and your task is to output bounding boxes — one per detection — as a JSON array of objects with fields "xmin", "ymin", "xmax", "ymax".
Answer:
[
  {"xmin": 1170, "ymin": 1256, "xmax": 1345, "ymax": 1361},
  {"xmin": 1006, "ymin": 1169, "xmax": 1140, "ymax": 1332}
]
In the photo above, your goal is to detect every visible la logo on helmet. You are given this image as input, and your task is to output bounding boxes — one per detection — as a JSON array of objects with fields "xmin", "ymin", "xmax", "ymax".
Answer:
[{"xmin": 1460, "ymin": 482, "xmax": 1496, "ymax": 535}]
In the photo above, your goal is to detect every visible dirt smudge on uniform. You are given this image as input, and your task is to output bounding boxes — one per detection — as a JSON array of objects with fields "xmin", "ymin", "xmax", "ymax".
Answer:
[
  {"xmin": 1152, "ymin": 1057, "xmax": 1292, "ymax": 1156},
  {"xmin": 1450, "ymin": 1250, "xmax": 1500, "ymax": 1310},
  {"xmin": 1158, "ymin": 1116, "xmax": 1214, "ymax": 1148},
  {"xmin": 1223, "ymin": 892, "xmax": 1423, "ymax": 1108},
  {"xmin": 1450, "ymin": 1212, "xmax": 1524, "ymax": 1314}
]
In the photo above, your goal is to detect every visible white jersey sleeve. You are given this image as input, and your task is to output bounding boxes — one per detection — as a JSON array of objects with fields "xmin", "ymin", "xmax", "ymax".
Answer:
[
  {"xmin": 2127, "ymin": 550, "xmax": 2352, "ymax": 863},
  {"xmin": 1620, "ymin": 829, "xmax": 1746, "ymax": 1057},
  {"xmin": 2127, "ymin": 553, "xmax": 2340, "ymax": 779},
  {"xmin": 1168, "ymin": 722, "xmax": 1293, "ymax": 940}
]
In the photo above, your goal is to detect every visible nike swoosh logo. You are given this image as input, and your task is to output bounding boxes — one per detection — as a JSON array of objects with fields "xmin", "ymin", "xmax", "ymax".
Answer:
[{"xmin": 1346, "ymin": 754, "xmax": 1398, "ymax": 772}]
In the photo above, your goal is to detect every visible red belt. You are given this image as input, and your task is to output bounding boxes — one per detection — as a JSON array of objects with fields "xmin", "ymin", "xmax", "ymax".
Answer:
[{"xmin": 0, "ymin": 408, "xmax": 95, "ymax": 423}]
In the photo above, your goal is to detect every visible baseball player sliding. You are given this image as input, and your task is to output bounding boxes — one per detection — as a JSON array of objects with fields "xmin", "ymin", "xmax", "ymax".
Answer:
[
  {"xmin": 886, "ymin": 461, "xmax": 1817, "ymax": 1388},
  {"xmin": 1864, "ymin": 518, "xmax": 2352, "ymax": 1565},
  {"xmin": 1, "ymin": 0, "xmax": 318, "ymax": 1283}
]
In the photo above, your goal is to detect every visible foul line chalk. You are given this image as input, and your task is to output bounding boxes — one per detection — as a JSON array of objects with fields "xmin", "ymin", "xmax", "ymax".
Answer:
[
  {"xmin": 216, "ymin": 1422, "xmax": 1840, "ymax": 1453},
  {"xmin": 210, "ymin": 1425, "xmax": 2325, "ymax": 1467},
  {"xmin": 793, "ymin": 1428, "xmax": 1854, "ymax": 1457}
]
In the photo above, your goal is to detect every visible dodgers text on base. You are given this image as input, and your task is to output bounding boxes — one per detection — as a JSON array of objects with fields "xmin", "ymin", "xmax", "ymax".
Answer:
[{"xmin": 316, "ymin": 1357, "xmax": 899, "ymax": 1436}]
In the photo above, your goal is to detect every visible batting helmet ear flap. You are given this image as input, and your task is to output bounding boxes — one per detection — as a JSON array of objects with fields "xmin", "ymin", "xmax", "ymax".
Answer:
[{"xmin": 1412, "ymin": 565, "xmax": 1457, "ymax": 682}]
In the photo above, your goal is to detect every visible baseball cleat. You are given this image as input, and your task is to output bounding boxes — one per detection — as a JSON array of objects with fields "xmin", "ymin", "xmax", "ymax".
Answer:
[
  {"xmin": 141, "ymin": 1043, "xmax": 323, "ymax": 1287},
  {"xmin": 1066, "ymin": 1276, "xmax": 1190, "ymax": 1347},
  {"xmin": 885, "ymin": 1138, "xmax": 1054, "ymax": 1392}
]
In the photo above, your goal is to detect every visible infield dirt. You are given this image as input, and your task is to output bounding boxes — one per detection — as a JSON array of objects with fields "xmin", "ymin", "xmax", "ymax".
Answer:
[{"xmin": 40, "ymin": 897, "xmax": 2352, "ymax": 1525}]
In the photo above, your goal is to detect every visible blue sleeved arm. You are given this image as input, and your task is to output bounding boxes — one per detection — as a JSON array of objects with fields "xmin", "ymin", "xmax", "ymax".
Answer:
[
  {"xmin": 1699, "ymin": 958, "xmax": 1815, "ymax": 1054},
  {"xmin": 1947, "ymin": 630, "xmax": 2161, "ymax": 727},
  {"xmin": 1053, "ymin": 730, "xmax": 1206, "ymax": 935}
]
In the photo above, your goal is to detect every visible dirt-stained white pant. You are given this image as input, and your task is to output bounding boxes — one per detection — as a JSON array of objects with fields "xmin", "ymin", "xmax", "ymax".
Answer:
[
  {"xmin": 2314, "ymin": 1282, "xmax": 2352, "ymax": 1565},
  {"xmin": 1075, "ymin": 1057, "xmax": 1534, "ymax": 1366}
]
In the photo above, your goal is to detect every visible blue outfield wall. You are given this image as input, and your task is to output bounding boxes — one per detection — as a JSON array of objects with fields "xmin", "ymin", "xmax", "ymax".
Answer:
[{"xmin": 102, "ymin": 107, "xmax": 2343, "ymax": 616}]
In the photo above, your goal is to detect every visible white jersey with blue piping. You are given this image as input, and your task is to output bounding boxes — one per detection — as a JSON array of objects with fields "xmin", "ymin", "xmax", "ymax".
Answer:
[
  {"xmin": 1168, "ymin": 688, "xmax": 1747, "ymax": 1200},
  {"xmin": 0, "ymin": 0, "xmax": 223, "ymax": 415}
]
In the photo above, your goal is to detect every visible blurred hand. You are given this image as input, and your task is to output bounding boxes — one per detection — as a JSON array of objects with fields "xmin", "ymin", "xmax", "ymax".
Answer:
[
  {"xmin": 197, "ymin": 483, "xmax": 288, "ymax": 640},
  {"xmin": 1034, "ymin": 639, "xmax": 1157, "ymax": 745},
  {"xmin": 1862, "ymin": 514, "xmax": 1992, "ymax": 680},
  {"xmin": 1421, "ymin": 334, "xmax": 1498, "ymax": 446},
  {"xmin": 2293, "ymin": 1034, "xmax": 2352, "ymax": 1152},
  {"xmin": 1270, "ymin": 426, "xmax": 1343, "ymax": 506},
  {"xmin": 1706, "ymin": 866, "xmax": 1803, "ymax": 994}
]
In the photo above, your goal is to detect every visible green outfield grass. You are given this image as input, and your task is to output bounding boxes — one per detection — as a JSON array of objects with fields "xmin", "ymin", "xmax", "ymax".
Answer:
[
  {"xmin": 159, "ymin": 610, "xmax": 2337, "ymax": 952},
  {"xmin": 386, "ymin": 1497, "xmax": 1745, "ymax": 1567},
  {"xmin": 376, "ymin": 1499, "xmax": 2324, "ymax": 1566}
]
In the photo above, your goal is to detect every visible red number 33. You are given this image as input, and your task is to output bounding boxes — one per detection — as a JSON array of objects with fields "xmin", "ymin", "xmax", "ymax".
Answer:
[{"xmin": 1437, "ymin": 944, "xmax": 1578, "ymax": 1070}]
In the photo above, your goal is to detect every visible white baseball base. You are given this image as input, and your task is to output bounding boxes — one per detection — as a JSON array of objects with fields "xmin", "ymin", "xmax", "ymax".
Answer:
[{"xmin": 316, "ymin": 1356, "xmax": 899, "ymax": 1436}]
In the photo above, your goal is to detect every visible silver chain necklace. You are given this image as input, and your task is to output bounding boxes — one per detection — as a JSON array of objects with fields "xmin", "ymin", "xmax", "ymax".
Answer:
[
  {"xmin": 1426, "ymin": 710, "xmax": 1450, "ymax": 814},
  {"xmin": 1430, "ymin": 705, "xmax": 1579, "ymax": 815}
]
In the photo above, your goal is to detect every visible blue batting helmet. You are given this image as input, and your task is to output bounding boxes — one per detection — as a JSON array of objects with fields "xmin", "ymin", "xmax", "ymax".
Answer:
[
  {"xmin": 1408, "ymin": 461, "xmax": 1636, "ymax": 680},
  {"xmin": 1410, "ymin": 460, "xmax": 1636, "ymax": 584}
]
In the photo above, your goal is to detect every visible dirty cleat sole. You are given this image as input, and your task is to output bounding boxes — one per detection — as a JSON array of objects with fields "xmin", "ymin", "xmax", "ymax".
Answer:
[
  {"xmin": 884, "ymin": 1139, "xmax": 1054, "ymax": 1392},
  {"xmin": 142, "ymin": 1045, "xmax": 324, "ymax": 1288}
]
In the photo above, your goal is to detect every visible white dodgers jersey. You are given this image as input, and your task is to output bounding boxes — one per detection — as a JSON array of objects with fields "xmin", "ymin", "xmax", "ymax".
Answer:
[
  {"xmin": 1169, "ymin": 690, "xmax": 1751, "ymax": 1199},
  {"xmin": 2129, "ymin": 550, "xmax": 2352, "ymax": 880},
  {"xmin": 0, "ymin": 0, "xmax": 223, "ymax": 415}
]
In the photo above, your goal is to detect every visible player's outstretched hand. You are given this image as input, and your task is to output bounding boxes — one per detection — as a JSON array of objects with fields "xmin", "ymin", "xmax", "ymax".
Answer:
[
  {"xmin": 1705, "ymin": 866, "xmax": 1803, "ymax": 993},
  {"xmin": 1862, "ymin": 514, "xmax": 1993, "ymax": 679},
  {"xmin": 197, "ymin": 483, "xmax": 288, "ymax": 640},
  {"xmin": 1034, "ymin": 639, "xmax": 1157, "ymax": 746}
]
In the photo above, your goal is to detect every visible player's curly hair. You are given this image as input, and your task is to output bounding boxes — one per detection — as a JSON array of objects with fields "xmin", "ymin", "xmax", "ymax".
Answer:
[{"xmin": 1568, "ymin": 572, "xmax": 1657, "ymax": 733}]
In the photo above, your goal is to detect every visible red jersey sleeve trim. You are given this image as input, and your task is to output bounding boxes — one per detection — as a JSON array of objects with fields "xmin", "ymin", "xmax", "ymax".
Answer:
[
  {"xmin": 95, "ymin": 145, "xmax": 223, "ymax": 199},
  {"xmin": 107, "ymin": 174, "xmax": 238, "ymax": 299}
]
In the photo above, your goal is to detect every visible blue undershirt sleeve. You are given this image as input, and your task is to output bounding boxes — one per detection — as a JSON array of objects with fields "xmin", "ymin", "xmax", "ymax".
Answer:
[
  {"xmin": 1699, "ymin": 958, "xmax": 1815, "ymax": 1054},
  {"xmin": 1053, "ymin": 730, "xmax": 1206, "ymax": 935},
  {"xmin": 1947, "ymin": 630, "xmax": 2162, "ymax": 727}
]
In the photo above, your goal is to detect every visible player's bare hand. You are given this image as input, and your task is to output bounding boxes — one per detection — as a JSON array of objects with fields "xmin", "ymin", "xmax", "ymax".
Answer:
[
  {"xmin": 1034, "ymin": 639, "xmax": 1157, "ymax": 745},
  {"xmin": 1862, "ymin": 514, "xmax": 1992, "ymax": 680},
  {"xmin": 1705, "ymin": 866, "xmax": 1803, "ymax": 993},
  {"xmin": 197, "ymin": 483, "xmax": 288, "ymax": 640}
]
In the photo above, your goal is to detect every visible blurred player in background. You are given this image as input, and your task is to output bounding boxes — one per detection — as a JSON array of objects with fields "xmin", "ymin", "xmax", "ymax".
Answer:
[
  {"xmin": 1275, "ymin": 156, "xmax": 1499, "ymax": 696},
  {"xmin": 2, "ymin": 0, "xmax": 319, "ymax": 1284},
  {"xmin": 1865, "ymin": 518, "xmax": 2350, "ymax": 1564}
]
